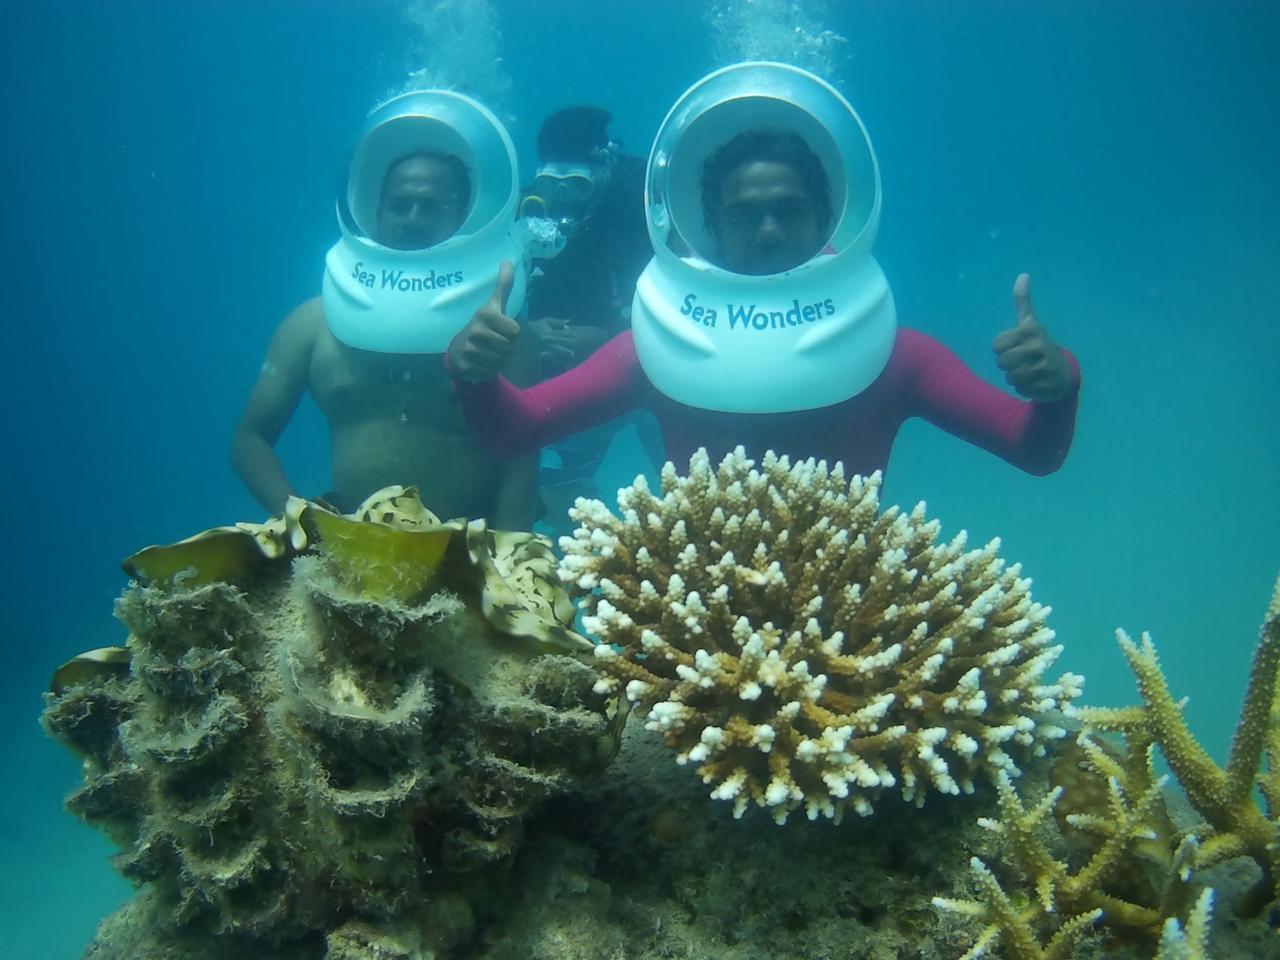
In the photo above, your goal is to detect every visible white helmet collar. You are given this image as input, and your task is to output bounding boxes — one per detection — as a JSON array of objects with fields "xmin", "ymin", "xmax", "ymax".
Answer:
[
  {"xmin": 322, "ymin": 90, "xmax": 528, "ymax": 354},
  {"xmin": 632, "ymin": 62, "xmax": 896, "ymax": 412}
]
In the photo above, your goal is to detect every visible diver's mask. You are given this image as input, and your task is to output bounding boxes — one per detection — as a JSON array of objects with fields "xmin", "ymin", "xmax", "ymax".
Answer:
[
  {"xmin": 631, "ymin": 62, "xmax": 897, "ymax": 413},
  {"xmin": 532, "ymin": 163, "xmax": 598, "ymax": 222},
  {"xmin": 322, "ymin": 90, "xmax": 529, "ymax": 354},
  {"xmin": 517, "ymin": 145, "xmax": 617, "ymax": 245}
]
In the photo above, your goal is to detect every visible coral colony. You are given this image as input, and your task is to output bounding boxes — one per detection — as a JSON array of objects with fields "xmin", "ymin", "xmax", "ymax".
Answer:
[
  {"xmin": 561, "ymin": 449, "xmax": 1080, "ymax": 823},
  {"xmin": 43, "ymin": 456, "xmax": 1280, "ymax": 959}
]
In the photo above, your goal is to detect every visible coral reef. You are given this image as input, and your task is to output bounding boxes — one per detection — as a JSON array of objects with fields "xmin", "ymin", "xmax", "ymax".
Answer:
[
  {"xmin": 43, "ymin": 488, "xmax": 613, "ymax": 954},
  {"xmin": 44, "ymin": 479, "xmax": 1280, "ymax": 959},
  {"xmin": 65, "ymin": 713, "xmax": 1277, "ymax": 960},
  {"xmin": 482, "ymin": 719, "xmax": 990, "ymax": 960},
  {"xmin": 934, "ymin": 855, "xmax": 1103, "ymax": 960},
  {"xmin": 1080, "ymin": 572, "xmax": 1280, "ymax": 918},
  {"xmin": 558, "ymin": 448, "xmax": 1082, "ymax": 822}
]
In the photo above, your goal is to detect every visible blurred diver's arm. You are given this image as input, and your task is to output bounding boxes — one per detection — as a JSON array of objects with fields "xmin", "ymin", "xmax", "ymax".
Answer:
[
  {"xmin": 229, "ymin": 298, "xmax": 319, "ymax": 514},
  {"xmin": 491, "ymin": 452, "xmax": 541, "ymax": 531}
]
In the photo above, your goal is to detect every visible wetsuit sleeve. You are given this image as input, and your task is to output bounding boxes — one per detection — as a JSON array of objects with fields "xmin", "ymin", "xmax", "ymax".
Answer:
[
  {"xmin": 449, "ymin": 332, "xmax": 648, "ymax": 458},
  {"xmin": 900, "ymin": 329, "xmax": 1082, "ymax": 475}
]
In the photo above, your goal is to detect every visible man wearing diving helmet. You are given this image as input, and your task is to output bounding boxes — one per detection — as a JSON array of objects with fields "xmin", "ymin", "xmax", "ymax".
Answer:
[
  {"xmin": 230, "ymin": 93, "xmax": 540, "ymax": 528},
  {"xmin": 445, "ymin": 63, "xmax": 1078, "ymax": 483}
]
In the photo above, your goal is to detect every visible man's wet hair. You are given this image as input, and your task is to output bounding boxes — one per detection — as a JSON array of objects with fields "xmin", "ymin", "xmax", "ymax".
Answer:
[
  {"xmin": 701, "ymin": 128, "xmax": 832, "ymax": 232},
  {"xmin": 537, "ymin": 106, "xmax": 613, "ymax": 164},
  {"xmin": 381, "ymin": 150, "xmax": 472, "ymax": 212}
]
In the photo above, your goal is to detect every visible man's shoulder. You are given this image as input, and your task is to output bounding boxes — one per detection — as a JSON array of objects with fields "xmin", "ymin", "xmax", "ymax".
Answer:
[
  {"xmin": 290, "ymin": 295, "xmax": 325, "ymax": 323},
  {"xmin": 270, "ymin": 296, "xmax": 326, "ymax": 356},
  {"xmin": 889, "ymin": 326, "xmax": 955, "ymax": 366},
  {"xmin": 281, "ymin": 296, "xmax": 326, "ymax": 334},
  {"xmin": 857, "ymin": 327, "xmax": 948, "ymax": 397}
]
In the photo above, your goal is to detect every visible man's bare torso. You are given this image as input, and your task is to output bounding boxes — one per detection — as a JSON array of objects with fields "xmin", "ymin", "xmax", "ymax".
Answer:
[{"xmin": 308, "ymin": 321, "xmax": 515, "ymax": 520}]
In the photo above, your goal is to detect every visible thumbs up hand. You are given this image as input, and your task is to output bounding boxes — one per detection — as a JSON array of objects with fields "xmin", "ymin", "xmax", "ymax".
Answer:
[
  {"xmin": 447, "ymin": 260, "xmax": 523, "ymax": 382},
  {"xmin": 992, "ymin": 273, "xmax": 1073, "ymax": 403}
]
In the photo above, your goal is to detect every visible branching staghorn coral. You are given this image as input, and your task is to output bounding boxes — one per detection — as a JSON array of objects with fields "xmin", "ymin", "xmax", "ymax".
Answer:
[
  {"xmin": 558, "ymin": 448, "xmax": 1083, "ymax": 823},
  {"xmin": 1080, "ymin": 572, "xmax": 1280, "ymax": 918},
  {"xmin": 936, "ymin": 573, "xmax": 1280, "ymax": 959},
  {"xmin": 1155, "ymin": 888, "xmax": 1215, "ymax": 960},
  {"xmin": 933, "ymin": 856, "xmax": 1102, "ymax": 960},
  {"xmin": 933, "ymin": 739, "xmax": 1201, "ymax": 958},
  {"xmin": 935, "ymin": 869, "xmax": 1215, "ymax": 960}
]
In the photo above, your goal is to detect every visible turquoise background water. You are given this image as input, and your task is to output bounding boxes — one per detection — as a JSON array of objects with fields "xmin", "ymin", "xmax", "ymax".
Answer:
[{"xmin": 4, "ymin": 2, "xmax": 1277, "ymax": 956}]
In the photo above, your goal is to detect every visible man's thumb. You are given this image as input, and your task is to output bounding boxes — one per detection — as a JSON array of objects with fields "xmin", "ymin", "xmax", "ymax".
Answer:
[
  {"xmin": 1012, "ymin": 272, "xmax": 1036, "ymax": 326},
  {"xmin": 490, "ymin": 260, "xmax": 515, "ymax": 314}
]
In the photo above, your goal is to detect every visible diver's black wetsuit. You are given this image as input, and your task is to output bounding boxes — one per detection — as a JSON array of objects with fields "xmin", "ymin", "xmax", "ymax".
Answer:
[
  {"xmin": 520, "ymin": 154, "xmax": 660, "ymax": 528},
  {"xmin": 523, "ymin": 155, "xmax": 652, "ymax": 336}
]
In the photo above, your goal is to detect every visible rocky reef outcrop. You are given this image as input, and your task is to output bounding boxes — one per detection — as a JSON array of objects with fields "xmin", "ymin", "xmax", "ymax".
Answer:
[{"xmin": 44, "ymin": 488, "xmax": 615, "ymax": 957}]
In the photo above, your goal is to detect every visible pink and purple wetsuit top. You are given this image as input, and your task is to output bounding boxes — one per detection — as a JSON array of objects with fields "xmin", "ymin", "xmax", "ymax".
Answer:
[{"xmin": 452, "ymin": 328, "xmax": 1081, "ymax": 477}]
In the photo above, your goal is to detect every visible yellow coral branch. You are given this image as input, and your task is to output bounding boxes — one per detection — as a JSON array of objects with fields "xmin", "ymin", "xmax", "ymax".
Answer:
[
  {"xmin": 1083, "ymin": 571, "xmax": 1280, "ymax": 917},
  {"xmin": 1114, "ymin": 630, "xmax": 1230, "ymax": 819},
  {"xmin": 1224, "ymin": 598, "xmax": 1280, "ymax": 806},
  {"xmin": 933, "ymin": 857, "xmax": 1102, "ymax": 960}
]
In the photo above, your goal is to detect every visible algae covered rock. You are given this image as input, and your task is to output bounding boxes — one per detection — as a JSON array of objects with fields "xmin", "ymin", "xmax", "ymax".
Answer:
[{"xmin": 43, "ymin": 488, "xmax": 613, "ymax": 957}]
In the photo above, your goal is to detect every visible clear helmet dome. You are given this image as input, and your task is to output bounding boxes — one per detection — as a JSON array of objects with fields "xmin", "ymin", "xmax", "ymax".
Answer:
[
  {"xmin": 323, "ymin": 89, "xmax": 529, "ymax": 354},
  {"xmin": 632, "ymin": 62, "xmax": 896, "ymax": 413},
  {"xmin": 342, "ymin": 89, "xmax": 518, "ymax": 249},
  {"xmin": 646, "ymin": 61, "xmax": 880, "ymax": 277}
]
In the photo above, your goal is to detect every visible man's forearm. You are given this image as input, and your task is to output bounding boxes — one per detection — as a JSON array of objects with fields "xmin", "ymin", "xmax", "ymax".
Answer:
[
  {"xmin": 568, "ymin": 324, "xmax": 613, "ymax": 362},
  {"xmin": 491, "ymin": 454, "xmax": 539, "ymax": 531},
  {"xmin": 230, "ymin": 433, "xmax": 295, "ymax": 516}
]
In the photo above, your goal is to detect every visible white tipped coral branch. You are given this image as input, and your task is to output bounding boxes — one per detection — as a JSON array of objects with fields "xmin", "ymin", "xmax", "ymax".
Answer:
[
  {"xmin": 1154, "ymin": 887, "xmax": 1215, "ymax": 960},
  {"xmin": 932, "ymin": 857, "xmax": 1102, "ymax": 960}
]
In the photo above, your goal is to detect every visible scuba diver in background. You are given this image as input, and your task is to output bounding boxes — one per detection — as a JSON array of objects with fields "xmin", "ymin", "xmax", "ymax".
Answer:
[
  {"xmin": 445, "ymin": 63, "xmax": 1080, "ymax": 485},
  {"xmin": 521, "ymin": 106, "xmax": 649, "ymax": 370},
  {"xmin": 230, "ymin": 91, "xmax": 540, "ymax": 528},
  {"xmin": 518, "ymin": 107, "xmax": 665, "ymax": 531}
]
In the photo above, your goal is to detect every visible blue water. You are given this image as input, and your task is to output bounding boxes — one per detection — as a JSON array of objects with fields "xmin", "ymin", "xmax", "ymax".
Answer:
[{"xmin": 4, "ymin": 1, "xmax": 1278, "ymax": 956}]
